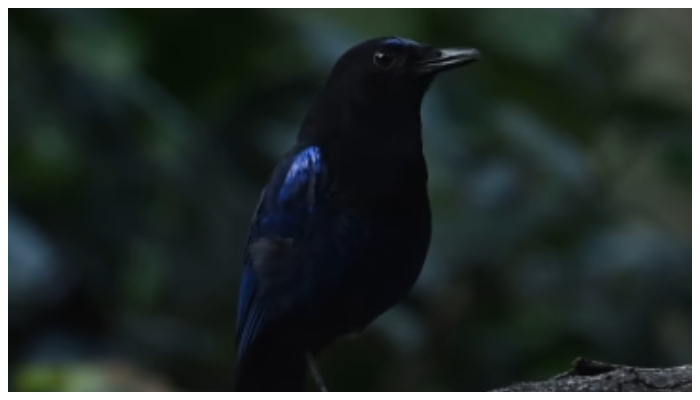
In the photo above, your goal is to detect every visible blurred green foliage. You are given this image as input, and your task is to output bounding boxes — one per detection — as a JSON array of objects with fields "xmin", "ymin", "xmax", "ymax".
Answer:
[{"xmin": 9, "ymin": 9, "xmax": 691, "ymax": 391}]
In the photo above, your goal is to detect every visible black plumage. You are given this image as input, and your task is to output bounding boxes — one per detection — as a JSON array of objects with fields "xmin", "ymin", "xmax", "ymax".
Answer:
[{"xmin": 235, "ymin": 36, "xmax": 480, "ymax": 391}]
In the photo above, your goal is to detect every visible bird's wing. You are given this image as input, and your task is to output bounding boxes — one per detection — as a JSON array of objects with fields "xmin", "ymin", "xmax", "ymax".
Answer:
[{"xmin": 235, "ymin": 145, "xmax": 329, "ymax": 360}]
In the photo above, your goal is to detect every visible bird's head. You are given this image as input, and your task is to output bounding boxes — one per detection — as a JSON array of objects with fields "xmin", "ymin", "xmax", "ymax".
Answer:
[
  {"xmin": 323, "ymin": 36, "xmax": 480, "ymax": 109},
  {"xmin": 301, "ymin": 36, "xmax": 479, "ymax": 145}
]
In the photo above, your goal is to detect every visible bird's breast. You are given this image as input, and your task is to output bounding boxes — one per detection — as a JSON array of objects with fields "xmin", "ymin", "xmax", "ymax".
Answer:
[
  {"xmin": 309, "ymin": 201, "xmax": 431, "ymax": 334},
  {"xmin": 326, "ymin": 150, "xmax": 429, "ymax": 214}
]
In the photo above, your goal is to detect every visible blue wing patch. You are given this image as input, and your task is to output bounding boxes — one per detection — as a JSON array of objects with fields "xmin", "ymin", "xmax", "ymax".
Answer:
[
  {"xmin": 236, "ymin": 145, "xmax": 326, "ymax": 361},
  {"xmin": 278, "ymin": 146, "xmax": 323, "ymax": 202}
]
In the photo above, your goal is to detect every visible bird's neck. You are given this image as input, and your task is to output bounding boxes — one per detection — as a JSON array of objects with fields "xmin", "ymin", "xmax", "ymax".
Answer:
[
  {"xmin": 299, "ymin": 90, "xmax": 428, "ymax": 212},
  {"xmin": 300, "ymin": 86, "xmax": 425, "ymax": 154}
]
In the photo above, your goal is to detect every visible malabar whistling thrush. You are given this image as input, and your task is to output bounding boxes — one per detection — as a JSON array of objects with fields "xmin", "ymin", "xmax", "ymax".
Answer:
[{"xmin": 235, "ymin": 36, "xmax": 480, "ymax": 391}]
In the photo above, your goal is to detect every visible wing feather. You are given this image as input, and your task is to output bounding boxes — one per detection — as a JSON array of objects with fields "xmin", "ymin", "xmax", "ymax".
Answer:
[{"xmin": 235, "ymin": 145, "xmax": 326, "ymax": 361}]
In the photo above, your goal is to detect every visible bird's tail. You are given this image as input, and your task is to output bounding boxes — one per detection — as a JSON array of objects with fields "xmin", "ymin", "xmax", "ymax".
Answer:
[{"xmin": 235, "ymin": 344, "xmax": 308, "ymax": 392}]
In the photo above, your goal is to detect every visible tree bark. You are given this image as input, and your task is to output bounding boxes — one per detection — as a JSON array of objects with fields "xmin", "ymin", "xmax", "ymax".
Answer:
[{"xmin": 494, "ymin": 358, "xmax": 691, "ymax": 392}]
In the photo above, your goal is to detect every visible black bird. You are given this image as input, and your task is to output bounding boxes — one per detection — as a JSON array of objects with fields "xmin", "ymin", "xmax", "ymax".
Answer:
[{"xmin": 235, "ymin": 36, "xmax": 480, "ymax": 391}]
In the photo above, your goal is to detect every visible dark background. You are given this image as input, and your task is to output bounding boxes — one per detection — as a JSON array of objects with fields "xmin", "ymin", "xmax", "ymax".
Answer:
[{"xmin": 8, "ymin": 9, "xmax": 691, "ymax": 391}]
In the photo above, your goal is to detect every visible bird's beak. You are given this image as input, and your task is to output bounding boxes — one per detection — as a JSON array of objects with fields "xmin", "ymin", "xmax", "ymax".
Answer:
[{"xmin": 414, "ymin": 47, "xmax": 481, "ymax": 74}]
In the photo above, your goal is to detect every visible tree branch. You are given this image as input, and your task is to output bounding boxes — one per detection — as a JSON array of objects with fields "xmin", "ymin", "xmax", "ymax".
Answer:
[{"xmin": 494, "ymin": 358, "xmax": 691, "ymax": 392}]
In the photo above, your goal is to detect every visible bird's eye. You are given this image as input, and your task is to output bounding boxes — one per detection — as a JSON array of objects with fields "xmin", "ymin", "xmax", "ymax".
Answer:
[{"xmin": 373, "ymin": 50, "xmax": 396, "ymax": 69}]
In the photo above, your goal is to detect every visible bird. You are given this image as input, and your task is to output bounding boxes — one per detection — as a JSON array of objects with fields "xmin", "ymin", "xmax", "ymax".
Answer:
[{"xmin": 234, "ymin": 36, "xmax": 480, "ymax": 391}]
